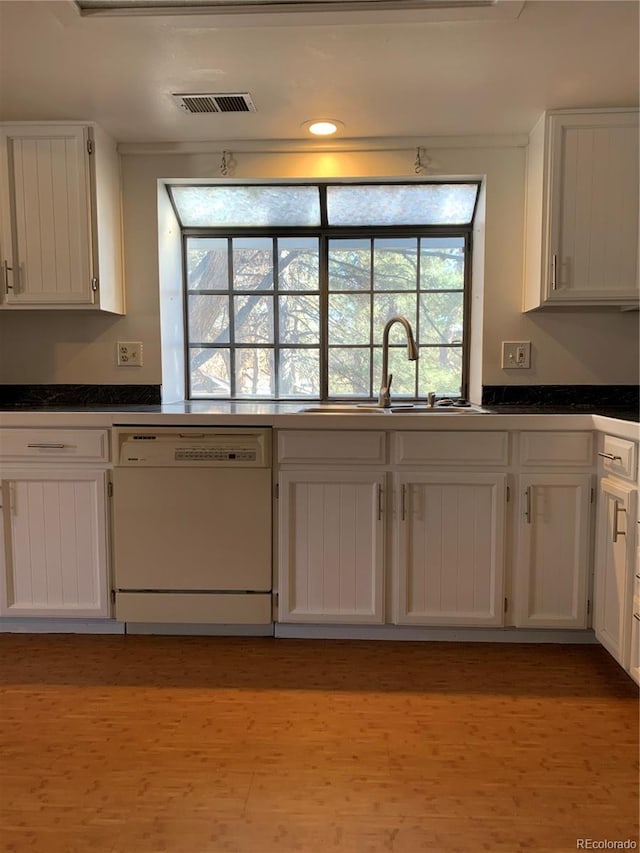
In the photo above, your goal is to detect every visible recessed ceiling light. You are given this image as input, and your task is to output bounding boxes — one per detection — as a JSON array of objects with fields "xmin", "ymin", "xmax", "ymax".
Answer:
[{"xmin": 303, "ymin": 119, "xmax": 344, "ymax": 137}]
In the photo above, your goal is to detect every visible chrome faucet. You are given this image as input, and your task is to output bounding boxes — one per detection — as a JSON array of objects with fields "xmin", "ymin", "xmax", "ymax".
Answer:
[{"xmin": 377, "ymin": 316, "xmax": 419, "ymax": 408}]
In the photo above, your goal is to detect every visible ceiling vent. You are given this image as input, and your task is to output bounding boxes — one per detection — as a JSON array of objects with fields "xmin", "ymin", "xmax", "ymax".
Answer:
[{"xmin": 172, "ymin": 93, "xmax": 256, "ymax": 114}]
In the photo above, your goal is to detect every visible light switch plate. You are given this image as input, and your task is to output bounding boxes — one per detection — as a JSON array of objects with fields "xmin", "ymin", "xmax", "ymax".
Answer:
[
  {"xmin": 502, "ymin": 341, "xmax": 531, "ymax": 369},
  {"xmin": 117, "ymin": 341, "xmax": 143, "ymax": 367}
]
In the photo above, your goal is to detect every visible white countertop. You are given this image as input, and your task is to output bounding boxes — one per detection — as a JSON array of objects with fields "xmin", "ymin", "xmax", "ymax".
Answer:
[{"xmin": 0, "ymin": 401, "xmax": 638, "ymax": 440}]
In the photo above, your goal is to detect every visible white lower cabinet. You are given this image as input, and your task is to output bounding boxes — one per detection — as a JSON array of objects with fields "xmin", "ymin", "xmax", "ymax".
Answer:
[
  {"xmin": 278, "ymin": 469, "xmax": 385, "ymax": 623},
  {"xmin": 0, "ymin": 468, "xmax": 110, "ymax": 618},
  {"xmin": 0, "ymin": 427, "xmax": 111, "ymax": 620},
  {"xmin": 594, "ymin": 477, "xmax": 637, "ymax": 668},
  {"xmin": 513, "ymin": 474, "xmax": 593, "ymax": 629},
  {"xmin": 393, "ymin": 473, "xmax": 506, "ymax": 626},
  {"xmin": 629, "ymin": 570, "xmax": 640, "ymax": 686}
]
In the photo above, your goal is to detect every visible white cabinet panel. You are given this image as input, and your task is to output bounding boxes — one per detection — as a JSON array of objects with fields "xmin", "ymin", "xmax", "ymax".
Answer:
[
  {"xmin": 594, "ymin": 478, "xmax": 637, "ymax": 668},
  {"xmin": 0, "ymin": 469, "xmax": 110, "ymax": 618},
  {"xmin": 277, "ymin": 430, "xmax": 386, "ymax": 464},
  {"xmin": 599, "ymin": 434, "xmax": 637, "ymax": 482},
  {"xmin": 519, "ymin": 432, "xmax": 593, "ymax": 467},
  {"xmin": 392, "ymin": 431, "xmax": 509, "ymax": 466},
  {"xmin": 629, "ymin": 571, "xmax": 640, "ymax": 686},
  {"xmin": 278, "ymin": 470, "xmax": 384, "ymax": 623},
  {"xmin": 0, "ymin": 428, "xmax": 109, "ymax": 462},
  {"xmin": 0, "ymin": 123, "xmax": 124, "ymax": 313},
  {"xmin": 393, "ymin": 473, "xmax": 506, "ymax": 626},
  {"xmin": 524, "ymin": 108, "xmax": 639, "ymax": 309},
  {"xmin": 513, "ymin": 474, "xmax": 592, "ymax": 628},
  {"xmin": 4, "ymin": 128, "xmax": 91, "ymax": 304}
]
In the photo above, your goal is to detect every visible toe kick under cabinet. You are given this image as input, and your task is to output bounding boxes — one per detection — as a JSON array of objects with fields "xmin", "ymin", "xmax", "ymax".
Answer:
[{"xmin": 0, "ymin": 428, "xmax": 111, "ymax": 618}]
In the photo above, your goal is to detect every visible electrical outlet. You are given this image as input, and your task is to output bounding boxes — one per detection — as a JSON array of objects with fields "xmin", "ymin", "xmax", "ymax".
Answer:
[
  {"xmin": 501, "ymin": 341, "xmax": 531, "ymax": 369},
  {"xmin": 117, "ymin": 341, "xmax": 143, "ymax": 367}
]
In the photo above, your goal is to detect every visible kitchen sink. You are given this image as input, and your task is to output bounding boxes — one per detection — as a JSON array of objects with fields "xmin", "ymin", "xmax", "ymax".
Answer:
[
  {"xmin": 390, "ymin": 405, "xmax": 489, "ymax": 414},
  {"xmin": 298, "ymin": 405, "xmax": 388, "ymax": 414},
  {"xmin": 297, "ymin": 404, "xmax": 489, "ymax": 414}
]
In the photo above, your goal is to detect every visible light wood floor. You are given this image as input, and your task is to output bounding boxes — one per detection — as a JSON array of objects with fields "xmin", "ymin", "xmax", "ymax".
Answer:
[{"xmin": 0, "ymin": 636, "xmax": 638, "ymax": 853}]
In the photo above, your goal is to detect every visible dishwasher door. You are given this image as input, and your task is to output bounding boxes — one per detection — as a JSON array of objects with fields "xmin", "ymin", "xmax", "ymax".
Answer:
[
  {"xmin": 111, "ymin": 427, "xmax": 272, "ymax": 625},
  {"xmin": 112, "ymin": 466, "xmax": 271, "ymax": 592}
]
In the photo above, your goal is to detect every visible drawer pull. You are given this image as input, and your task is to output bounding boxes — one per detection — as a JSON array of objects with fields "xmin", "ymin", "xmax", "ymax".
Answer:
[
  {"xmin": 3, "ymin": 259, "xmax": 13, "ymax": 293},
  {"xmin": 612, "ymin": 500, "xmax": 626, "ymax": 544},
  {"xmin": 598, "ymin": 451, "xmax": 623, "ymax": 462},
  {"xmin": 27, "ymin": 443, "xmax": 67, "ymax": 449}
]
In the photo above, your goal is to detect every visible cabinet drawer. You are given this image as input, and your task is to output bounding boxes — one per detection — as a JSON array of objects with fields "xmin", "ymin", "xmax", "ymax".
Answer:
[
  {"xmin": 519, "ymin": 432, "xmax": 593, "ymax": 467},
  {"xmin": 278, "ymin": 430, "xmax": 386, "ymax": 464},
  {"xmin": 598, "ymin": 435, "xmax": 637, "ymax": 481},
  {"xmin": 0, "ymin": 429, "xmax": 109, "ymax": 462},
  {"xmin": 392, "ymin": 431, "xmax": 509, "ymax": 466}
]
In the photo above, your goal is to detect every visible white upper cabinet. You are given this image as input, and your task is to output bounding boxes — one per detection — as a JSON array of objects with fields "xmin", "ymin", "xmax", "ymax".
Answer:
[
  {"xmin": 0, "ymin": 123, "xmax": 124, "ymax": 313},
  {"xmin": 523, "ymin": 108, "xmax": 639, "ymax": 310}
]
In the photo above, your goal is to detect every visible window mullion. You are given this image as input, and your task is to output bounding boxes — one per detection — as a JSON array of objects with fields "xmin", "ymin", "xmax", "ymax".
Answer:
[
  {"xmin": 227, "ymin": 238, "xmax": 236, "ymax": 398},
  {"xmin": 369, "ymin": 237, "xmax": 375, "ymax": 400},
  {"xmin": 415, "ymin": 237, "xmax": 421, "ymax": 399},
  {"xmin": 320, "ymin": 234, "xmax": 329, "ymax": 400},
  {"xmin": 273, "ymin": 236, "xmax": 280, "ymax": 399}
]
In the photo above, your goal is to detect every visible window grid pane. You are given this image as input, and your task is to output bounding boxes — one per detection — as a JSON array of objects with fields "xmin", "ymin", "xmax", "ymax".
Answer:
[{"xmin": 182, "ymin": 187, "xmax": 472, "ymax": 401}]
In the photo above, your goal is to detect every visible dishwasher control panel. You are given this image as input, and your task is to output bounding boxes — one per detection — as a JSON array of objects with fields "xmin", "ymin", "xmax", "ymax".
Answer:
[
  {"xmin": 113, "ymin": 427, "xmax": 271, "ymax": 468},
  {"xmin": 174, "ymin": 448, "xmax": 257, "ymax": 462}
]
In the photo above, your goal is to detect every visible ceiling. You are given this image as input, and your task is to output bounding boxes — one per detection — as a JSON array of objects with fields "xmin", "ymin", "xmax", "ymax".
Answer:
[{"xmin": 0, "ymin": 0, "xmax": 637, "ymax": 144}]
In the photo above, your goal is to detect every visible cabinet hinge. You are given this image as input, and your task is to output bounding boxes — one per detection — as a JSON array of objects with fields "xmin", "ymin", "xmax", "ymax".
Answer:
[
  {"xmin": 107, "ymin": 481, "xmax": 113, "ymax": 497},
  {"xmin": 91, "ymin": 277, "xmax": 99, "ymax": 292},
  {"xmin": 590, "ymin": 487, "xmax": 595, "ymax": 503},
  {"xmin": 275, "ymin": 482, "xmax": 279, "ymax": 499},
  {"xmin": 110, "ymin": 589, "xmax": 116, "ymax": 604},
  {"xmin": 504, "ymin": 597, "xmax": 508, "ymax": 613},
  {"xmin": 587, "ymin": 599, "xmax": 591, "ymax": 615},
  {"xmin": 87, "ymin": 138, "xmax": 94, "ymax": 155},
  {"xmin": 506, "ymin": 485, "xmax": 510, "ymax": 502}
]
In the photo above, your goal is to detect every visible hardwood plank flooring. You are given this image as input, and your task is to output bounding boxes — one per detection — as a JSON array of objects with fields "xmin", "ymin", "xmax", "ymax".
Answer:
[{"xmin": 0, "ymin": 636, "xmax": 637, "ymax": 853}]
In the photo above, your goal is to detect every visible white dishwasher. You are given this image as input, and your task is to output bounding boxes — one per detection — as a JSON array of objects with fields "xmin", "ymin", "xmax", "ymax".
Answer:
[{"xmin": 111, "ymin": 427, "xmax": 272, "ymax": 627}]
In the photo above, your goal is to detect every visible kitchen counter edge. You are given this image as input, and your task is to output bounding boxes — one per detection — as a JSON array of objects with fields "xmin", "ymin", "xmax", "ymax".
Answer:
[{"xmin": 0, "ymin": 407, "xmax": 638, "ymax": 441}]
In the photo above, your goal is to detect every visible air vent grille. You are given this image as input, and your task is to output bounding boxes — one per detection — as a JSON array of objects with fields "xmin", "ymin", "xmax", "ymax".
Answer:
[{"xmin": 172, "ymin": 92, "xmax": 256, "ymax": 114}]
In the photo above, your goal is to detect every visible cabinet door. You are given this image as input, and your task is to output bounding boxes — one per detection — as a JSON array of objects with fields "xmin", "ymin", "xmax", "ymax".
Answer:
[
  {"xmin": 547, "ymin": 111, "xmax": 639, "ymax": 305},
  {"xmin": 393, "ymin": 473, "xmax": 506, "ymax": 626},
  {"xmin": 594, "ymin": 478, "xmax": 637, "ymax": 667},
  {"xmin": 278, "ymin": 470, "xmax": 385, "ymax": 623},
  {"xmin": 629, "ymin": 594, "xmax": 640, "ymax": 686},
  {"xmin": 0, "ymin": 125, "xmax": 94, "ymax": 306},
  {"xmin": 514, "ymin": 474, "xmax": 592, "ymax": 629},
  {"xmin": 0, "ymin": 469, "xmax": 110, "ymax": 618}
]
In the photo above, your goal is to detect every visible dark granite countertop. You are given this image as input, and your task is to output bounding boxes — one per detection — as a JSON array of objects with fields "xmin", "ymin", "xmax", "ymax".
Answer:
[
  {"xmin": 0, "ymin": 384, "xmax": 637, "ymax": 422},
  {"xmin": 482, "ymin": 404, "xmax": 638, "ymax": 422}
]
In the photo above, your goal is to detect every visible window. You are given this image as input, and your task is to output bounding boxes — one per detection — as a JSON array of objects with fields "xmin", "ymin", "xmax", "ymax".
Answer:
[{"xmin": 169, "ymin": 181, "xmax": 479, "ymax": 401}]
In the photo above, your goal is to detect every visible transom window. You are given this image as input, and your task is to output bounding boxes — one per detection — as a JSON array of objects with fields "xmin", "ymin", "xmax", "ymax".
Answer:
[{"xmin": 168, "ymin": 181, "xmax": 479, "ymax": 401}]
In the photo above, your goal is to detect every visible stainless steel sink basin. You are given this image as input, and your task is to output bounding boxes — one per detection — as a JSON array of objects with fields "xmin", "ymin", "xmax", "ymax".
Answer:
[
  {"xmin": 390, "ymin": 405, "xmax": 488, "ymax": 414},
  {"xmin": 298, "ymin": 405, "xmax": 388, "ymax": 414},
  {"xmin": 297, "ymin": 404, "xmax": 489, "ymax": 414}
]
